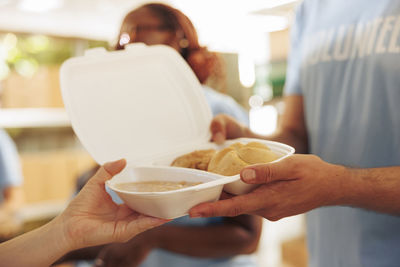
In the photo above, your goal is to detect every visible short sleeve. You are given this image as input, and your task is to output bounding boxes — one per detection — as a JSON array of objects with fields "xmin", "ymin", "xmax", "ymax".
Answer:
[
  {"xmin": 202, "ymin": 86, "xmax": 249, "ymax": 126},
  {"xmin": 0, "ymin": 130, "xmax": 23, "ymax": 189},
  {"xmin": 284, "ymin": 2, "xmax": 306, "ymax": 96},
  {"xmin": 213, "ymin": 97, "xmax": 249, "ymax": 126}
]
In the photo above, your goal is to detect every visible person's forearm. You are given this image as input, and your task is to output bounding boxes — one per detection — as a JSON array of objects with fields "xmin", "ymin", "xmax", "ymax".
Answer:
[
  {"xmin": 335, "ymin": 166, "xmax": 400, "ymax": 215},
  {"xmin": 1, "ymin": 186, "xmax": 24, "ymax": 211},
  {"xmin": 0, "ymin": 216, "xmax": 72, "ymax": 267},
  {"xmin": 148, "ymin": 224, "xmax": 259, "ymax": 258}
]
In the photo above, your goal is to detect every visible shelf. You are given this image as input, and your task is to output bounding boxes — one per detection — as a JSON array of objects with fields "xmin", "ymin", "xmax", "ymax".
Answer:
[{"xmin": 0, "ymin": 108, "xmax": 71, "ymax": 128}]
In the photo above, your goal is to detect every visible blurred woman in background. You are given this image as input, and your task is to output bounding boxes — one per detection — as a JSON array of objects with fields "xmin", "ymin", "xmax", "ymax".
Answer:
[
  {"xmin": 96, "ymin": 4, "xmax": 261, "ymax": 267},
  {"xmin": 115, "ymin": 3, "xmax": 249, "ymax": 125},
  {"xmin": 64, "ymin": 3, "xmax": 261, "ymax": 267}
]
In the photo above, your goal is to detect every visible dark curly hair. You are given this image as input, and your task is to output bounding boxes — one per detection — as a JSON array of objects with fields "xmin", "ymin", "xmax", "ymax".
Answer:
[{"xmin": 115, "ymin": 3, "xmax": 224, "ymax": 84}]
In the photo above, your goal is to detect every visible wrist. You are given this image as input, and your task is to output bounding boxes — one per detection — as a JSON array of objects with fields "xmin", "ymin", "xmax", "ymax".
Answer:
[
  {"xmin": 36, "ymin": 216, "xmax": 75, "ymax": 264},
  {"xmin": 51, "ymin": 215, "xmax": 77, "ymax": 252},
  {"xmin": 327, "ymin": 164, "xmax": 364, "ymax": 207},
  {"xmin": 324, "ymin": 163, "xmax": 352, "ymax": 206},
  {"xmin": 337, "ymin": 167, "xmax": 371, "ymax": 207}
]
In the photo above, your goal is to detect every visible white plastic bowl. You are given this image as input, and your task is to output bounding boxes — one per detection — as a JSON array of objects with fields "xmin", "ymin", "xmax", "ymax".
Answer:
[
  {"xmin": 106, "ymin": 166, "xmax": 237, "ymax": 219},
  {"xmin": 154, "ymin": 137, "xmax": 295, "ymax": 195}
]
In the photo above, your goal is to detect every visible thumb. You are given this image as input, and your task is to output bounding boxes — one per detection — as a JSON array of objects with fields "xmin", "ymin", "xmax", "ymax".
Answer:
[
  {"xmin": 92, "ymin": 159, "xmax": 127, "ymax": 184},
  {"xmin": 210, "ymin": 115, "xmax": 227, "ymax": 144},
  {"xmin": 240, "ymin": 156, "xmax": 296, "ymax": 184}
]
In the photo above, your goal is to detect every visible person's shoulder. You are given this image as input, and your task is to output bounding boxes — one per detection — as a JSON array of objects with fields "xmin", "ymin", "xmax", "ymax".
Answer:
[
  {"xmin": 297, "ymin": 0, "xmax": 316, "ymax": 10},
  {"xmin": 202, "ymin": 85, "xmax": 235, "ymax": 103},
  {"xmin": 202, "ymin": 84, "xmax": 220, "ymax": 96},
  {"xmin": 0, "ymin": 129, "xmax": 8, "ymax": 140},
  {"xmin": 0, "ymin": 129, "xmax": 17, "ymax": 150},
  {"xmin": 293, "ymin": 0, "xmax": 317, "ymax": 23},
  {"xmin": 201, "ymin": 85, "xmax": 249, "ymax": 125}
]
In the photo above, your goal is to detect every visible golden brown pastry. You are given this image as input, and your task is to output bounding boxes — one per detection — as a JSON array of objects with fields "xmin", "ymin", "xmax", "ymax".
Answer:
[
  {"xmin": 207, "ymin": 142, "xmax": 279, "ymax": 176},
  {"xmin": 207, "ymin": 146, "xmax": 248, "ymax": 176},
  {"xmin": 171, "ymin": 149, "xmax": 216, "ymax": 171}
]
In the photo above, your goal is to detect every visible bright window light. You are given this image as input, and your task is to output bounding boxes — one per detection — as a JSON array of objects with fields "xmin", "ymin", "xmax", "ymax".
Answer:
[
  {"xmin": 15, "ymin": 59, "xmax": 38, "ymax": 77},
  {"xmin": 170, "ymin": 0, "xmax": 291, "ymax": 53},
  {"xmin": 18, "ymin": 0, "xmax": 63, "ymax": 13},
  {"xmin": 250, "ymin": 105, "xmax": 278, "ymax": 135},
  {"xmin": 249, "ymin": 95, "xmax": 264, "ymax": 108},
  {"xmin": 238, "ymin": 54, "xmax": 255, "ymax": 88},
  {"xmin": 3, "ymin": 33, "xmax": 17, "ymax": 50},
  {"xmin": 249, "ymin": 15, "xmax": 289, "ymax": 33},
  {"xmin": 1, "ymin": 33, "xmax": 17, "ymax": 62},
  {"xmin": 0, "ymin": 62, "xmax": 10, "ymax": 80},
  {"xmin": 119, "ymin": 33, "xmax": 130, "ymax": 47},
  {"xmin": 266, "ymin": 0, "xmax": 298, "ymax": 9}
]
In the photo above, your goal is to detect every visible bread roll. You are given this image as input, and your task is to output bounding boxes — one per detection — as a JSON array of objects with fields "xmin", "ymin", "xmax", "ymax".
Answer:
[
  {"xmin": 208, "ymin": 142, "xmax": 279, "ymax": 175},
  {"xmin": 207, "ymin": 147, "xmax": 248, "ymax": 176},
  {"xmin": 171, "ymin": 149, "xmax": 216, "ymax": 171}
]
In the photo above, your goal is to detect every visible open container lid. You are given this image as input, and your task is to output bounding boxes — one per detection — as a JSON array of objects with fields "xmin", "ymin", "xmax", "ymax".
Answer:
[{"xmin": 60, "ymin": 44, "xmax": 212, "ymax": 165}]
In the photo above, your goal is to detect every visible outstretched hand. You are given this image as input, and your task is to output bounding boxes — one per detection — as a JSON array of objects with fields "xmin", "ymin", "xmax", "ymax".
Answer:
[
  {"xmin": 190, "ymin": 155, "xmax": 347, "ymax": 221},
  {"xmin": 210, "ymin": 114, "xmax": 249, "ymax": 144},
  {"xmin": 57, "ymin": 159, "xmax": 168, "ymax": 251}
]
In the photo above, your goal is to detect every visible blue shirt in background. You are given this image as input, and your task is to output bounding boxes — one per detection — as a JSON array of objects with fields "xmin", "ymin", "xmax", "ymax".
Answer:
[
  {"xmin": 285, "ymin": 1, "xmax": 400, "ymax": 266},
  {"xmin": 202, "ymin": 85, "xmax": 249, "ymax": 126},
  {"xmin": 0, "ymin": 129, "xmax": 23, "ymax": 202}
]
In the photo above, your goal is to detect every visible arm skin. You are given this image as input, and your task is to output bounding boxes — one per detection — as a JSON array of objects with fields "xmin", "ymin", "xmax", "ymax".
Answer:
[
  {"xmin": 0, "ymin": 159, "xmax": 168, "ymax": 267},
  {"xmin": 144, "ymin": 215, "xmax": 262, "ymax": 257},
  {"xmin": 91, "ymin": 215, "xmax": 262, "ymax": 267},
  {"xmin": 189, "ymin": 95, "xmax": 400, "ymax": 220},
  {"xmin": 0, "ymin": 186, "xmax": 24, "ymax": 236},
  {"xmin": 0, "ymin": 215, "xmax": 73, "ymax": 267},
  {"xmin": 341, "ymin": 166, "xmax": 400, "ymax": 215},
  {"xmin": 0, "ymin": 186, "xmax": 24, "ymax": 213},
  {"xmin": 189, "ymin": 154, "xmax": 400, "ymax": 221}
]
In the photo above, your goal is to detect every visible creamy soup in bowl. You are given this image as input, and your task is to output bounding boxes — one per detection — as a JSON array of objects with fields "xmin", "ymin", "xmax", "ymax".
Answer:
[{"xmin": 114, "ymin": 181, "xmax": 202, "ymax": 192}]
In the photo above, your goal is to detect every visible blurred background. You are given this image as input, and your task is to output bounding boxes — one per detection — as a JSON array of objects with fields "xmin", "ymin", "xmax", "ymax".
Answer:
[{"xmin": 0, "ymin": 0, "xmax": 306, "ymax": 266}]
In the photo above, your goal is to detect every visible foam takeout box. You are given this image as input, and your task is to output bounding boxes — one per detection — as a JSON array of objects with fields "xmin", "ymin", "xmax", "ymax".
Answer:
[{"xmin": 60, "ymin": 44, "xmax": 294, "ymax": 219}]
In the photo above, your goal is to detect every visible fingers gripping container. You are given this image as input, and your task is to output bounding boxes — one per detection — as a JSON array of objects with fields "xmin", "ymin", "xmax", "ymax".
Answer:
[{"xmin": 60, "ymin": 44, "xmax": 294, "ymax": 219}]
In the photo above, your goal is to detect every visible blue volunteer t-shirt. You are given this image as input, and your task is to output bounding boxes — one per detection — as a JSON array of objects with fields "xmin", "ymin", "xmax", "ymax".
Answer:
[{"xmin": 285, "ymin": 0, "xmax": 400, "ymax": 266}]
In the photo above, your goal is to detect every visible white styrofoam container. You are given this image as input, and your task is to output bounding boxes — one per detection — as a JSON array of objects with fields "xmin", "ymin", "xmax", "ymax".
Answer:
[
  {"xmin": 60, "ymin": 44, "xmax": 212, "ymax": 166},
  {"xmin": 60, "ymin": 44, "xmax": 294, "ymax": 219},
  {"xmin": 149, "ymin": 137, "xmax": 295, "ymax": 195},
  {"xmin": 106, "ymin": 166, "xmax": 237, "ymax": 219}
]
